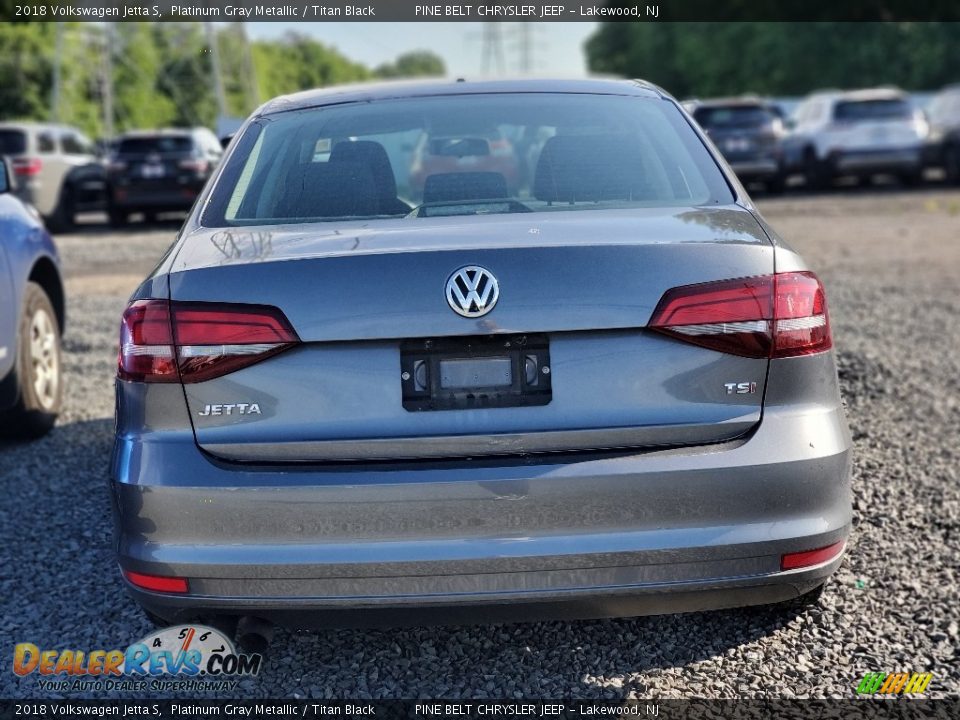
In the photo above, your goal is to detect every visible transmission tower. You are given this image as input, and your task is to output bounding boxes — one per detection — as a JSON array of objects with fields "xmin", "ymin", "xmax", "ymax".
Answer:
[{"xmin": 480, "ymin": 23, "xmax": 506, "ymax": 76}]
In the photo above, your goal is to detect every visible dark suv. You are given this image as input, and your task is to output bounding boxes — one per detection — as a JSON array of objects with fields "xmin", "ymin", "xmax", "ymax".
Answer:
[
  {"xmin": 106, "ymin": 128, "xmax": 222, "ymax": 225},
  {"xmin": 689, "ymin": 98, "xmax": 786, "ymax": 193}
]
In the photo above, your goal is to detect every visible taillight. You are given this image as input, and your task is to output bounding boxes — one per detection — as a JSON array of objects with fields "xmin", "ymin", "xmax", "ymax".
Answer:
[
  {"xmin": 178, "ymin": 158, "xmax": 209, "ymax": 173},
  {"xmin": 648, "ymin": 271, "xmax": 832, "ymax": 359},
  {"xmin": 12, "ymin": 157, "xmax": 42, "ymax": 176},
  {"xmin": 118, "ymin": 300, "xmax": 299, "ymax": 383}
]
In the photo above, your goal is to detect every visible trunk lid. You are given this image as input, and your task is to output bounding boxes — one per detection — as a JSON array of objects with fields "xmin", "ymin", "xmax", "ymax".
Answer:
[{"xmin": 169, "ymin": 206, "xmax": 775, "ymax": 461}]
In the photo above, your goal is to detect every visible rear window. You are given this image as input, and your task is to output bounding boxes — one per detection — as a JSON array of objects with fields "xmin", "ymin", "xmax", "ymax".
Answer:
[
  {"xmin": 0, "ymin": 130, "xmax": 27, "ymax": 155},
  {"xmin": 834, "ymin": 99, "xmax": 912, "ymax": 122},
  {"xmin": 693, "ymin": 105, "xmax": 777, "ymax": 129},
  {"xmin": 205, "ymin": 93, "xmax": 734, "ymax": 227},
  {"xmin": 118, "ymin": 136, "xmax": 194, "ymax": 155}
]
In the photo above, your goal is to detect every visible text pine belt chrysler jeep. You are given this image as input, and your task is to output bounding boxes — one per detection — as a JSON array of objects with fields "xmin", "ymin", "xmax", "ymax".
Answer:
[{"xmin": 111, "ymin": 79, "xmax": 852, "ymax": 633}]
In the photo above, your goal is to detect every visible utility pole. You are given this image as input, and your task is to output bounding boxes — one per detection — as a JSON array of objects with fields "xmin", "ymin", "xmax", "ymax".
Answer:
[
  {"xmin": 51, "ymin": 22, "xmax": 63, "ymax": 123},
  {"xmin": 516, "ymin": 23, "xmax": 533, "ymax": 74},
  {"xmin": 205, "ymin": 22, "xmax": 228, "ymax": 122},
  {"xmin": 101, "ymin": 23, "xmax": 115, "ymax": 139},
  {"xmin": 480, "ymin": 23, "xmax": 506, "ymax": 76},
  {"xmin": 235, "ymin": 22, "xmax": 260, "ymax": 110}
]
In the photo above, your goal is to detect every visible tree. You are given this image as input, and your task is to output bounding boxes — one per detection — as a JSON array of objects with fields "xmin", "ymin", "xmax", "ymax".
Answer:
[
  {"xmin": 586, "ymin": 22, "xmax": 960, "ymax": 99},
  {"xmin": 375, "ymin": 51, "xmax": 446, "ymax": 79}
]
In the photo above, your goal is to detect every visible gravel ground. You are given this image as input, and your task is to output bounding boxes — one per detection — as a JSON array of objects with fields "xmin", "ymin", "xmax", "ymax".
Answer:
[{"xmin": 1, "ymin": 190, "xmax": 958, "ymax": 699}]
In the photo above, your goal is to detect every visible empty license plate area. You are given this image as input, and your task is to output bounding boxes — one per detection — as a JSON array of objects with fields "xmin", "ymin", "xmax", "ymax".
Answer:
[{"xmin": 401, "ymin": 335, "xmax": 552, "ymax": 411}]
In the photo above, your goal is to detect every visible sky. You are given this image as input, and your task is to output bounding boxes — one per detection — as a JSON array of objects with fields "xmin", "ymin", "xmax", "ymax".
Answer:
[{"xmin": 247, "ymin": 22, "xmax": 599, "ymax": 77}]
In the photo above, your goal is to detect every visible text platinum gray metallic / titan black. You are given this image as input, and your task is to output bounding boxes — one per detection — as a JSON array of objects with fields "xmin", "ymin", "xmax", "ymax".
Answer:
[{"xmin": 110, "ymin": 78, "xmax": 852, "ymax": 631}]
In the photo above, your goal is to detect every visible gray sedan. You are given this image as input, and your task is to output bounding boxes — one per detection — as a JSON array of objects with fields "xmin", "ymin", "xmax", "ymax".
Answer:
[{"xmin": 111, "ymin": 79, "xmax": 852, "ymax": 644}]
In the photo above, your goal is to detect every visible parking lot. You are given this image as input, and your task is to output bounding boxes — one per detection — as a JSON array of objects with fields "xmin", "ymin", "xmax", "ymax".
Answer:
[{"xmin": 1, "ymin": 187, "xmax": 958, "ymax": 699}]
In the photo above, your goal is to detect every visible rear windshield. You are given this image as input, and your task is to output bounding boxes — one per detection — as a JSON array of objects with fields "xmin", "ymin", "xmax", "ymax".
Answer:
[
  {"xmin": 0, "ymin": 130, "xmax": 27, "ymax": 155},
  {"xmin": 205, "ymin": 93, "xmax": 733, "ymax": 227},
  {"xmin": 693, "ymin": 105, "xmax": 777, "ymax": 129},
  {"xmin": 117, "ymin": 136, "xmax": 193, "ymax": 155},
  {"xmin": 834, "ymin": 99, "xmax": 912, "ymax": 122}
]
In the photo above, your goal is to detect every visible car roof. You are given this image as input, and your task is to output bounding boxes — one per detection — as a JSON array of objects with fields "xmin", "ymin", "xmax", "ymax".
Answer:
[
  {"xmin": 117, "ymin": 129, "xmax": 199, "ymax": 138},
  {"xmin": 691, "ymin": 96, "xmax": 773, "ymax": 109},
  {"xmin": 257, "ymin": 77, "xmax": 667, "ymax": 116},
  {"xmin": 0, "ymin": 121, "xmax": 81, "ymax": 132},
  {"xmin": 807, "ymin": 87, "xmax": 908, "ymax": 104}
]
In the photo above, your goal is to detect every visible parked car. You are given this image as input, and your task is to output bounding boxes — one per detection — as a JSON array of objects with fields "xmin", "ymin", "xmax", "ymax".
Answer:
[
  {"xmin": 923, "ymin": 84, "xmax": 960, "ymax": 184},
  {"xmin": 106, "ymin": 128, "xmax": 223, "ymax": 225},
  {"xmin": 0, "ymin": 122, "xmax": 106, "ymax": 232},
  {"xmin": 111, "ymin": 79, "xmax": 851, "ymax": 639},
  {"xmin": 784, "ymin": 87, "xmax": 928, "ymax": 188},
  {"xmin": 688, "ymin": 97, "xmax": 787, "ymax": 193},
  {"xmin": 409, "ymin": 128, "xmax": 521, "ymax": 199},
  {"xmin": 0, "ymin": 157, "xmax": 65, "ymax": 438}
]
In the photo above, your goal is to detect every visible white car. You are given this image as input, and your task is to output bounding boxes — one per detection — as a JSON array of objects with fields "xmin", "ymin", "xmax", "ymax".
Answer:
[{"xmin": 785, "ymin": 88, "xmax": 928, "ymax": 188}]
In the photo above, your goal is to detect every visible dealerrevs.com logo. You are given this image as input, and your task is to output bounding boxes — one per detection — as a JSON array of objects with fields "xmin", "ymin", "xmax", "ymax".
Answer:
[{"xmin": 12, "ymin": 625, "xmax": 262, "ymax": 692}]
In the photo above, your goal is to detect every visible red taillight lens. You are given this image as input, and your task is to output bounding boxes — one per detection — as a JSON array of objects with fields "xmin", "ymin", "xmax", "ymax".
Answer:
[
  {"xmin": 648, "ymin": 271, "xmax": 832, "ymax": 359},
  {"xmin": 178, "ymin": 158, "xmax": 209, "ymax": 173},
  {"xmin": 781, "ymin": 540, "xmax": 845, "ymax": 571},
  {"xmin": 122, "ymin": 569, "xmax": 189, "ymax": 594},
  {"xmin": 12, "ymin": 157, "xmax": 42, "ymax": 176},
  {"xmin": 118, "ymin": 300, "xmax": 299, "ymax": 383}
]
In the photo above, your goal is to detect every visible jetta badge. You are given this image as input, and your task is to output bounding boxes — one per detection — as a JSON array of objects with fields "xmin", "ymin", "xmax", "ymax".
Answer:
[{"xmin": 445, "ymin": 266, "xmax": 500, "ymax": 318}]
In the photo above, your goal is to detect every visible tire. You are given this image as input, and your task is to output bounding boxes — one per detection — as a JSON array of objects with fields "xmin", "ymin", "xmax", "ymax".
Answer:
[
  {"xmin": 803, "ymin": 149, "xmax": 828, "ymax": 191},
  {"xmin": 0, "ymin": 283, "xmax": 63, "ymax": 438},
  {"xmin": 108, "ymin": 205, "xmax": 128, "ymax": 228},
  {"xmin": 765, "ymin": 174, "xmax": 785, "ymax": 195},
  {"xmin": 944, "ymin": 143, "xmax": 960, "ymax": 186},
  {"xmin": 46, "ymin": 185, "xmax": 75, "ymax": 234}
]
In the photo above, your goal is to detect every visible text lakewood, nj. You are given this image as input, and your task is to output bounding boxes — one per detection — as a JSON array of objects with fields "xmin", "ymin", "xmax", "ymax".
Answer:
[{"xmin": 42, "ymin": 3, "xmax": 661, "ymax": 20}]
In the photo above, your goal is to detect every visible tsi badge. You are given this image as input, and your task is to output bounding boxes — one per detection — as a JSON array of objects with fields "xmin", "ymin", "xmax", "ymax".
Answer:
[
  {"xmin": 198, "ymin": 403, "xmax": 261, "ymax": 417},
  {"xmin": 725, "ymin": 381, "xmax": 757, "ymax": 395}
]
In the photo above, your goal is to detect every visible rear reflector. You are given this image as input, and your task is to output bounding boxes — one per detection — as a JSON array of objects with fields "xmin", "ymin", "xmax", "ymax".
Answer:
[
  {"xmin": 648, "ymin": 271, "xmax": 832, "ymax": 358},
  {"xmin": 118, "ymin": 300, "xmax": 299, "ymax": 383},
  {"xmin": 122, "ymin": 569, "xmax": 189, "ymax": 594},
  {"xmin": 781, "ymin": 541, "xmax": 845, "ymax": 571}
]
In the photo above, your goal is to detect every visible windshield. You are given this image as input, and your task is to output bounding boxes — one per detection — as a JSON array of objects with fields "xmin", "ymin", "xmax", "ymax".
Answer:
[
  {"xmin": 205, "ymin": 93, "xmax": 733, "ymax": 226},
  {"xmin": 694, "ymin": 105, "xmax": 777, "ymax": 129},
  {"xmin": 0, "ymin": 130, "xmax": 27, "ymax": 155},
  {"xmin": 834, "ymin": 99, "xmax": 912, "ymax": 122}
]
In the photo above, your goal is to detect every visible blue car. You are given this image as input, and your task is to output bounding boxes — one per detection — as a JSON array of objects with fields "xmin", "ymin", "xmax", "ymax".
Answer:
[{"xmin": 0, "ymin": 156, "xmax": 65, "ymax": 438}]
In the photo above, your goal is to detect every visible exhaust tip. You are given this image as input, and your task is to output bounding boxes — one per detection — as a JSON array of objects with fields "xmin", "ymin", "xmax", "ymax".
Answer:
[{"xmin": 236, "ymin": 616, "xmax": 274, "ymax": 654}]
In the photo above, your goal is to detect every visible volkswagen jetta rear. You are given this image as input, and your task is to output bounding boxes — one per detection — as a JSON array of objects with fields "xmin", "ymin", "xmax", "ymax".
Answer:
[{"xmin": 111, "ymin": 79, "xmax": 851, "ymax": 630}]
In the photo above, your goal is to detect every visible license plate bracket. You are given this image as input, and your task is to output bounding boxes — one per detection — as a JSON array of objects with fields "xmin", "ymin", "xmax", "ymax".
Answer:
[{"xmin": 401, "ymin": 335, "xmax": 552, "ymax": 411}]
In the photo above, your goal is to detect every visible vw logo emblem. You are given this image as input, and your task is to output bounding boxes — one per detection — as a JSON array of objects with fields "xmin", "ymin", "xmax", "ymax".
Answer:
[{"xmin": 445, "ymin": 266, "xmax": 500, "ymax": 318}]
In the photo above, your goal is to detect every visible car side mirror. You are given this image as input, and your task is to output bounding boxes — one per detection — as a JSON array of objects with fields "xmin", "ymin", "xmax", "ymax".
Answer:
[{"xmin": 0, "ymin": 156, "xmax": 14, "ymax": 194}]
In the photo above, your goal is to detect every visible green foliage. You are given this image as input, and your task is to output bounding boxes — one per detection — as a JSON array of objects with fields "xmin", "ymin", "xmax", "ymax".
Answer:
[
  {"xmin": 375, "ymin": 51, "xmax": 446, "ymax": 79},
  {"xmin": 586, "ymin": 22, "xmax": 960, "ymax": 99},
  {"xmin": 0, "ymin": 22, "xmax": 437, "ymax": 138}
]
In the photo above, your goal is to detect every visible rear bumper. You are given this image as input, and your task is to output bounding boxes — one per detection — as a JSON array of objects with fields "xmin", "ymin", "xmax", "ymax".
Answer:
[
  {"xmin": 110, "ymin": 184, "xmax": 203, "ymax": 211},
  {"xmin": 111, "ymin": 352, "xmax": 853, "ymax": 627},
  {"xmin": 727, "ymin": 159, "xmax": 781, "ymax": 179},
  {"xmin": 828, "ymin": 147, "xmax": 923, "ymax": 174}
]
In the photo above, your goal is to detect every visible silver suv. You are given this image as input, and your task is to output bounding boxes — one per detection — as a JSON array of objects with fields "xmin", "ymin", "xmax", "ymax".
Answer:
[
  {"xmin": 0, "ymin": 122, "xmax": 106, "ymax": 231},
  {"xmin": 784, "ymin": 88, "xmax": 928, "ymax": 188}
]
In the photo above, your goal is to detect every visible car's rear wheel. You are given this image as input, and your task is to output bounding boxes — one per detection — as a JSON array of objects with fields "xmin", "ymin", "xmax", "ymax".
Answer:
[
  {"xmin": 944, "ymin": 143, "xmax": 960, "ymax": 185},
  {"xmin": 803, "ymin": 149, "xmax": 828, "ymax": 191},
  {"xmin": 46, "ymin": 186, "xmax": 75, "ymax": 234},
  {"xmin": 0, "ymin": 283, "xmax": 63, "ymax": 438},
  {"xmin": 108, "ymin": 205, "xmax": 128, "ymax": 228}
]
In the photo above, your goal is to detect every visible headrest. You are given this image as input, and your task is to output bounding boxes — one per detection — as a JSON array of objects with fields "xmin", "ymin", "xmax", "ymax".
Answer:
[
  {"xmin": 533, "ymin": 135, "xmax": 648, "ymax": 203},
  {"xmin": 330, "ymin": 140, "xmax": 398, "ymax": 200},
  {"xmin": 282, "ymin": 161, "xmax": 377, "ymax": 218},
  {"xmin": 422, "ymin": 172, "xmax": 509, "ymax": 204}
]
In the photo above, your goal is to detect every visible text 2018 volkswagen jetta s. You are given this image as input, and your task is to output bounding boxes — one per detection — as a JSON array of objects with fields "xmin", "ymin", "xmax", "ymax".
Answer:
[{"xmin": 111, "ymin": 79, "xmax": 852, "ymax": 632}]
